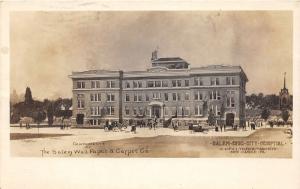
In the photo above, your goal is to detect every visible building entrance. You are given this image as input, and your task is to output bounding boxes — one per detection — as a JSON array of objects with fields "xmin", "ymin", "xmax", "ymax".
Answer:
[
  {"xmin": 152, "ymin": 105, "xmax": 161, "ymax": 118},
  {"xmin": 225, "ymin": 113, "xmax": 235, "ymax": 126},
  {"xmin": 76, "ymin": 114, "xmax": 84, "ymax": 125}
]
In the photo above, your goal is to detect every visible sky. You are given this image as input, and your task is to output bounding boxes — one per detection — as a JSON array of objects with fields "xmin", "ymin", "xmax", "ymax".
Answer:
[{"xmin": 10, "ymin": 11, "xmax": 293, "ymax": 100}]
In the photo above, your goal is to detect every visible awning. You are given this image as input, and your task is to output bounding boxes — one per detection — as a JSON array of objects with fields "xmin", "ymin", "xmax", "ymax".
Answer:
[{"xmin": 148, "ymin": 101, "xmax": 164, "ymax": 106}]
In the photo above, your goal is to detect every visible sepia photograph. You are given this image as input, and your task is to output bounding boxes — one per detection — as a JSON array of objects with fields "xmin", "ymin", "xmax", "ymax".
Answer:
[{"xmin": 9, "ymin": 11, "xmax": 293, "ymax": 158}]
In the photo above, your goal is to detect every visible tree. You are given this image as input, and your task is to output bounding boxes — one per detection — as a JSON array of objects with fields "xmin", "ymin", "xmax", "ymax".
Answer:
[
  {"xmin": 24, "ymin": 87, "xmax": 33, "ymax": 105},
  {"xmin": 33, "ymin": 109, "xmax": 46, "ymax": 125},
  {"xmin": 11, "ymin": 89, "xmax": 19, "ymax": 105},
  {"xmin": 219, "ymin": 103, "xmax": 225, "ymax": 125},
  {"xmin": 47, "ymin": 103, "xmax": 54, "ymax": 126},
  {"xmin": 261, "ymin": 108, "xmax": 271, "ymax": 121},
  {"xmin": 207, "ymin": 109, "xmax": 216, "ymax": 126},
  {"xmin": 281, "ymin": 110, "xmax": 290, "ymax": 123}
]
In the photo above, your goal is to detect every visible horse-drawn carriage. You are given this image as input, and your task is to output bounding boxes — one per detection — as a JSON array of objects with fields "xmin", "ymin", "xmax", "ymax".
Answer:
[
  {"xmin": 104, "ymin": 120, "xmax": 128, "ymax": 132},
  {"xmin": 188, "ymin": 122, "xmax": 210, "ymax": 133}
]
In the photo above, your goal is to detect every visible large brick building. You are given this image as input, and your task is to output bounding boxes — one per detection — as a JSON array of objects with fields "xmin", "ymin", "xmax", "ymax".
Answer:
[{"xmin": 69, "ymin": 52, "xmax": 248, "ymax": 127}]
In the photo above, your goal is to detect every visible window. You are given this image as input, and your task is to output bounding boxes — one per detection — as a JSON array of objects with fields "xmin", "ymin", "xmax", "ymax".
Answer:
[
  {"xmin": 107, "ymin": 94, "xmax": 115, "ymax": 102},
  {"xmin": 90, "ymin": 94, "xmax": 94, "ymax": 101},
  {"xmin": 77, "ymin": 81, "xmax": 85, "ymax": 89},
  {"xmin": 107, "ymin": 106, "xmax": 115, "ymax": 115},
  {"xmin": 77, "ymin": 99, "xmax": 85, "ymax": 109},
  {"xmin": 194, "ymin": 92, "xmax": 198, "ymax": 100},
  {"xmin": 106, "ymin": 81, "xmax": 116, "ymax": 88},
  {"xmin": 96, "ymin": 94, "xmax": 101, "ymax": 101},
  {"xmin": 226, "ymin": 77, "xmax": 236, "ymax": 85},
  {"xmin": 172, "ymin": 80, "xmax": 176, "ymax": 87},
  {"xmin": 184, "ymin": 107, "xmax": 190, "ymax": 116},
  {"xmin": 194, "ymin": 105, "xmax": 203, "ymax": 116},
  {"xmin": 133, "ymin": 81, "xmax": 138, "ymax": 88},
  {"xmin": 226, "ymin": 77, "xmax": 231, "ymax": 85},
  {"xmin": 77, "ymin": 94, "xmax": 85, "ymax": 108},
  {"xmin": 177, "ymin": 93, "xmax": 181, "ymax": 101},
  {"xmin": 125, "ymin": 94, "xmax": 130, "ymax": 102},
  {"xmin": 216, "ymin": 78, "xmax": 220, "ymax": 85},
  {"xmin": 162, "ymin": 80, "xmax": 168, "ymax": 87},
  {"xmin": 138, "ymin": 81, "xmax": 142, "ymax": 88},
  {"xmin": 138, "ymin": 94, "xmax": 142, "ymax": 102},
  {"xmin": 172, "ymin": 93, "xmax": 180, "ymax": 101},
  {"xmin": 171, "ymin": 80, "xmax": 182, "ymax": 87},
  {"xmin": 153, "ymin": 93, "xmax": 161, "ymax": 100},
  {"xmin": 77, "ymin": 94, "xmax": 84, "ymax": 98},
  {"xmin": 231, "ymin": 97, "xmax": 235, "ymax": 107},
  {"xmin": 172, "ymin": 93, "xmax": 177, "ymax": 101},
  {"xmin": 227, "ymin": 97, "xmax": 230, "ymax": 107},
  {"xmin": 227, "ymin": 97, "xmax": 235, "ymax": 107},
  {"xmin": 194, "ymin": 78, "xmax": 203, "ymax": 86},
  {"xmin": 209, "ymin": 91, "xmax": 221, "ymax": 100},
  {"xmin": 133, "ymin": 94, "xmax": 143, "ymax": 102},
  {"xmin": 177, "ymin": 80, "xmax": 181, "ymax": 87},
  {"xmin": 216, "ymin": 105, "xmax": 221, "ymax": 115},
  {"xmin": 211, "ymin": 78, "xmax": 216, "ymax": 85},
  {"xmin": 138, "ymin": 107, "xmax": 144, "ymax": 115},
  {"xmin": 125, "ymin": 106, "xmax": 130, "ymax": 115},
  {"xmin": 171, "ymin": 107, "xmax": 177, "ymax": 116},
  {"xmin": 164, "ymin": 107, "xmax": 168, "ymax": 116},
  {"xmin": 231, "ymin": 77, "xmax": 236, "ymax": 85},
  {"xmin": 227, "ymin": 91, "xmax": 235, "ymax": 107},
  {"xmin": 125, "ymin": 82, "xmax": 130, "ymax": 88},
  {"xmin": 147, "ymin": 81, "xmax": 154, "ymax": 88},
  {"xmin": 133, "ymin": 108, "xmax": 137, "ymax": 115},
  {"xmin": 217, "ymin": 91, "xmax": 221, "ymax": 100},
  {"xmin": 164, "ymin": 93, "xmax": 169, "ymax": 101},
  {"xmin": 90, "ymin": 93, "xmax": 101, "ymax": 102},
  {"xmin": 90, "ymin": 119, "xmax": 101, "ymax": 126},
  {"xmin": 91, "ymin": 81, "xmax": 100, "ymax": 88},
  {"xmin": 194, "ymin": 92, "xmax": 203, "ymax": 101},
  {"xmin": 194, "ymin": 78, "xmax": 199, "ymax": 86},
  {"xmin": 185, "ymin": 93, "xmax": 190, "ymax": 100},
  {"xmin": 146, "ymin": 94, "xmax": 150, "ymax": 101},
  {"xmin": 90, "ymin": 106, "xmax": 101, "ymax": 116},
  {"xmin": 178, "ymin": 106, "xmax": 183, "ymax": 116},
  {"xmin": 154, "ymin": 81, "xmax": 161, "ymax": 87},
  {"xmin": 185, "ymin": 80, "xmax": 189, "ymax": 87},
  {"xmin": 199, "ymin": 78, "xmax": 203, "ymax": 86}
]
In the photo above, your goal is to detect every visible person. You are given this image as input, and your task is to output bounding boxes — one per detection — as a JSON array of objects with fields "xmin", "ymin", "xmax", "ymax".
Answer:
[
  {"xmin": 131, "ymin": 124, "xmax": 136, "ymax": 134},
  {"xmin": 148, "ymin": 119, "xmax": 152, "ymax": 130},
  {"xmin": 172, "ymin": 120, "xmax": 176, "ymax": 131},
  {"xmin": 153, "ymin": 116, "xmax": 157, "ymax": 130}
]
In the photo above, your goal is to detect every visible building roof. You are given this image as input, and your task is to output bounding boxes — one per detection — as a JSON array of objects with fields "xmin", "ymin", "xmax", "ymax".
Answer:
[
  {"xmin": 155, "ymin": 57, "xmax": 185, "ymax": 62},
  {"xmin": 152, "ymin": 57, "xmax": 190, "ymax": 65},
  {"xmin": 69, "ymin": 65, "xmax": 248, "ymax": 81}
]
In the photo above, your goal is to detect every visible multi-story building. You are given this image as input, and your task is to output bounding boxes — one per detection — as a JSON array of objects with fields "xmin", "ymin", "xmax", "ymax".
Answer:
[{"xmin": 69, "ymin": 51, "xmax": 248, "ymax": 127}]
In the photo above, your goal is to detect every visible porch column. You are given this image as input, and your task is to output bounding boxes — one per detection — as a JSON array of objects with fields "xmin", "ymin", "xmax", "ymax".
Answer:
[{"xmin": 149, "ymin": 106, "xmax": 152, "ymax": 118}]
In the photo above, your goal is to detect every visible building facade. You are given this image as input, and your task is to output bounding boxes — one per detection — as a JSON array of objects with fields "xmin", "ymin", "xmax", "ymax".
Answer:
[{"xmin": 69, "ymin": 53, "xmax": 248, "ymax": 127}]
